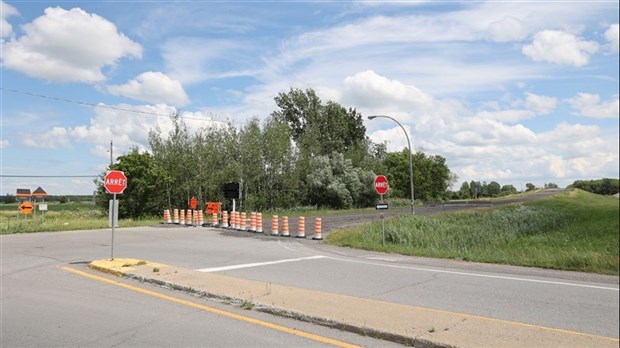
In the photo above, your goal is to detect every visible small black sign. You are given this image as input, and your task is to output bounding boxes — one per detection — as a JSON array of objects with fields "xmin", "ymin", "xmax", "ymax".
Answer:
[
  {"xmin": 375, "ymin": 203, "xmax": 389, "ymax": 210},
  {"xmin": 223, "ymin": 182, "xmax": 240, "ymax": 199}
]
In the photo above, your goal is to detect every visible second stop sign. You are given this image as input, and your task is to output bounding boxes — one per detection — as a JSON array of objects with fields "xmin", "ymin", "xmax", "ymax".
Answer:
[{"xmin": 374, "ymin": 175, "xmax": 389, "ymax": 195}]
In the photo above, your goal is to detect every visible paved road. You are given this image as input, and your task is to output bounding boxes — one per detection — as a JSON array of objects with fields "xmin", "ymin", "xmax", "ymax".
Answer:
[
  {"xmin": 1, "ymin": 230, "xmax": 402, "ymax": 347},
  {"xmin": 272, "ymin": 189, "xmax": 569, "ymax": 235},
  {"xmin": 3, "ymin": 189, "xmax": 618, "ymax": 346},
  {"xmin": 2, "ymin": 223, "xmax": 617, "ymax": 347}
]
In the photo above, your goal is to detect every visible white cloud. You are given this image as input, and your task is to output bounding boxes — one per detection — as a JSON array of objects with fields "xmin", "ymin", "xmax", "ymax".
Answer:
[
  {"xmin": 487, "ymin": 16, "xmax": 528, "ymax": 42},
  {"xmin": 1, "ymin": 1, "xmax": 18, "ymax": 39},
  {"xmin": 341, "ymin": 70, "xmax": 435, "ymax": 112},
  {"xmin": 21, "ymin": 104, "xmax": 223, "ymax": 160},
  {"xmin": 524, "ymin": 92, "xmax": 557, "ymax": 115},
  {"xmin": 20, "ymin": 127, "xmax": 71, "ymax": 148},
  {"xmin": 2, "ymin": 6, "xmax": 142, "ymax": 82},
  {"xmin": 0, "ymin": 139, "xmax": 9, "ymax": 148},
  {"xmin": 522, "ymin": 30, "xmax": 599, "ymax": 66},
  {"xmin": 605, "ymin": 24, "xmax": 619, "ymax": 52},
  {"xmin": 475, "ymin": 109, "xmax": 535, "ymax": 123},
  {"xmin": 358, "ymin": 70, "xmax": 617, "ymax": 187},
  {"xmin": 567, "ymin": 93, "xmax": 619, "ymax": 119},
  {"xmin": 161, "ymin": 37, "xmax": 256, "ymax": 85},
  {"xmin": 472, "ymin": 92, "xmax": 556, "ymax": 122},
  {"xmin": 107, "ymin": 72, "xmax": 190, "ymax": 107}
]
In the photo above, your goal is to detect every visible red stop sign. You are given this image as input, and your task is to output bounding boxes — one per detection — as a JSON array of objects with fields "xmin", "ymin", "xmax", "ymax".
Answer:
[
  {"xmin": 104, "ymin": 170, "xmax": 127, "ymax": 194},
  {"xmin": 374, "ymin": 175, "xmax": 389, "ymax": 195}
]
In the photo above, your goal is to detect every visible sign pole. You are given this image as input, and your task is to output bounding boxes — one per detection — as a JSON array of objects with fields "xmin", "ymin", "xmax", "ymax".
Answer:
[
  {"xmin": 380, "ymin": 194, "xmax": 385, "ymax": 246},
  {"xmin": 111, "ymin": 193, "xmax": 116, "ymax": 260}
]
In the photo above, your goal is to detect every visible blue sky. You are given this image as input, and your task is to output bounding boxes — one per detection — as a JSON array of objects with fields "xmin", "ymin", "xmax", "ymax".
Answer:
[{"xmin": 1, "ymin": 1, "xmax": 618, "ymax": 196}]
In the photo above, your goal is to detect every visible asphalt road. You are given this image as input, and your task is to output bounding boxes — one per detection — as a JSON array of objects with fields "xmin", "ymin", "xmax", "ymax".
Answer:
[
  {"xmin": 2, "ymin": 223, "xmax": 618, "ymax": 347},
  {"xmin": 2, "ymin": 189, "xmax": 618, "ymax": 346},
  {"xmin": 1, "ymin": 230, "xmax": 402, "ymax": 347},
  {"xmin": 318, "ymin": 188, "xmax": 568, "ymax": 234}
]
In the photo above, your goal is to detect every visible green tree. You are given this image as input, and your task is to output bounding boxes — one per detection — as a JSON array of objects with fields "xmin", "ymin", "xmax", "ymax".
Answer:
[
  {"xmin": 272, "ymin": 88, "xmax": 366, "ymax": 157},
  {"xmin": 525, "ymin": 183, "xmax": 537, "ymax": 192},
  {"xmin": 487, "ymin": 181, "xmax": 501, "ymax": 197},
  {"xmin": 458, "ymin": 182, "xmax": 471, "ymax": 199},
  {"xmin": 384, "ymin": 150, "xmax": 451, "ymax": 201},
  {"xmin": 306, "ymin": 153, "xmax": 375, "ymax": 209},
  {"xmin": 469, "ymin": 181, "xmax": 482, "ymax": 198},
  {"xmin": 95, "ymin": 148, "xmax": 166, "ymax": 218},
  {"xmin": 1, "ymin": 194, "xmax": 17, "ymax": 204},
  {"xmin": 261, "ymin": 116, "xmax": 297, "ymax": 210},
  {"xmin": 148, "ymin": 112, "xmax": 194, "ymax": 208},
  {"xmin": 570, "ymin": 178, "xmax": 619, "ymax": 195},
  {"xmin": 500, "ymin": 184, "xmax": 518, "ymax": 196}
]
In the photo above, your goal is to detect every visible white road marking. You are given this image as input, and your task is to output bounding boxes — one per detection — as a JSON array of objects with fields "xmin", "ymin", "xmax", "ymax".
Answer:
[
  {"xmin": 196, "ymin": 255, "xmax": 327, "ymax": 273},
  {"xmin": 325, "ymin": 256, "xmax": 620, "ymax": 292},
  {"xmin": 365, "ymin": 256, "xmax": 397, "ymax": 262}
]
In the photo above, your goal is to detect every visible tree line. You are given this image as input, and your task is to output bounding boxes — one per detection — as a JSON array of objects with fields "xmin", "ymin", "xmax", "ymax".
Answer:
[
  {"xmin": 568, "ymin": 179, "xmax": 619, "ymax": 196},
  {"xmin": 94, "ymin": 88, "xmax": 453, "ymax": 218}
]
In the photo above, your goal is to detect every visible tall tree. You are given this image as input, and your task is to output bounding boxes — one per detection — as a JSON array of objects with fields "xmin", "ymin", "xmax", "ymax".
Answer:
[
  {"xmin": 384, "ymin": 150, "xmax": 452, "ymax": 201},
  {"xmin": 487, "ymin": 181, "xmax": 501, "ymax": 197},
  {"xmin": 459, "ymin": 182, "xmax": 471, "ymax": 199},
  {"xmin": 501, "ymin": 184, "xmax": 518, "ymax": 196},
  {"xmin": 272, "ymin": 88, "xmax": 366, "ymax": 157},
  {"xmin": 95, "ymin": 147, "xmax": 166, "ymax": 218}
]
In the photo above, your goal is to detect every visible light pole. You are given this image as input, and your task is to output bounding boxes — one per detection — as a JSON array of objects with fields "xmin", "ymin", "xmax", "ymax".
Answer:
[{"xmin": 368, "ymin": 115, "xmax": 415, "ymax": 214}]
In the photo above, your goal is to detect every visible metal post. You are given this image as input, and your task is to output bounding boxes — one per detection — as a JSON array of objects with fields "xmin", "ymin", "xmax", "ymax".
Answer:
[
  {"xmin": 368, "ymin": 115, "xmax": 415, "ymax": 214},
  {"xmin": 380, "ymin": 194, "xmax": 385, "ymax": 246},
  {"xmin": 111, "ymin": 194, "xmax": 116, "ymax": 260}
]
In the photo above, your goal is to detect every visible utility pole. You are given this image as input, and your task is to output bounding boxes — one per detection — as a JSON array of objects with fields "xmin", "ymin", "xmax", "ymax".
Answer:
[{"xmin": 110, "ymin": 140, "xmax": 113, "ymax": 166}]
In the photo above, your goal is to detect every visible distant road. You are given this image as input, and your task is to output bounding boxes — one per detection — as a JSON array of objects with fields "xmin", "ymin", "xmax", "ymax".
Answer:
[{"xmin": 318, "ymin": 189, "xmax": 567, "ymax": 233}]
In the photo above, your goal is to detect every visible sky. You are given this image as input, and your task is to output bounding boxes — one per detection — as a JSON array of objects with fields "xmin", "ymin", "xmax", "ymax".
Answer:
[{"xmin": 1, "ymin": 1, "xmax": 618, "ymax": 196}]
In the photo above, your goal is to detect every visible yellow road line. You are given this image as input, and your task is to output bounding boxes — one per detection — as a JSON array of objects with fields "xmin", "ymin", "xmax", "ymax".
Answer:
[{"xmin": 59, "ymin": 266, "xmax": 360, "ymax": 348}]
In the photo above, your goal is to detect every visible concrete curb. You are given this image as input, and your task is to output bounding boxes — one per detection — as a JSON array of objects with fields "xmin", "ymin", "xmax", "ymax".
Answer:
[
  {"xmin": 87, "ymin": 259, "xmax": 619, "ymax": 348},
  {"xmin": 124, "ymin": 273, "xmax": 450, "ymax": 348}
]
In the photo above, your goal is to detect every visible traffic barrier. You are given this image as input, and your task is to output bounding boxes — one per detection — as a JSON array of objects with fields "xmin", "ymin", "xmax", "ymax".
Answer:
[
  {"xmin": 186, "ymin": 210, "xmax": 194, "ymax": 226},
  {"xmin": 198, "ymin": 210, "xmax": 204, "ymax": 226},
  {"xmin": 179, "ymin": 209, "xmax": 185, "ymax": 225},
  {"xmin": 256, "ymin": 213, "xmax": 263, "ymax": 233},
  {"xmin": 249, "ymin": 212, "xmax": 256, "ymax": 232},
  {"xmin": 312, "ymin": 217, "xmax": 323, "ymax": 240},
  {"xmin": 173, "ymin": 209, "xmax": 179, "ymax": 224},
  {"xmin": 232, "ymin": 211, "xmax": 238, "ymax": 230},
  {"xmin": 271, "ymin": 215, "xmax": 279, "ymax": 236},
  {"xmin": 296, "ymin": 216, "xmax": 305, "ymax": 238},
  {"xmin": 240, "ymin": 212, "xmax": 247, "ymax": 231},
  {"xmin": 212, "ymin": 212, "xmax": 218, "ymax": 227},
  {"xmin": 281, "ymin": 216, "xmax": 290, "ymax": 237},
  {"xmin": 221, "ymin": 211, "xmax": 229, "ymax": 228},
  {"xmin": 163, "ymin": 209, "xmax": 171, "ymax": 224}
]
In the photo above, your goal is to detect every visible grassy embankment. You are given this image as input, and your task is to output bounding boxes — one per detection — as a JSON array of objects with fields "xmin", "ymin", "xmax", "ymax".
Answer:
[
  {"xmin": 326, "ymin": 189, "xmax": 619, "ymax": 275},
  {"xmin": 0, "ymin": 202, "xmax": 160, "ymax": 234}
]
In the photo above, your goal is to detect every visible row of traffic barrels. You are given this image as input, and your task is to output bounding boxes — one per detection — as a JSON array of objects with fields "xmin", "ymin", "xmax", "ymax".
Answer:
[{"xmin": 162, "ymin": 209, "xmax": 323, "ymax": 240}]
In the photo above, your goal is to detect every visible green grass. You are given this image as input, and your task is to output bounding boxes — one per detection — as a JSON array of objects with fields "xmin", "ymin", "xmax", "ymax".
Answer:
[
  {"xmin": 326, "ymin": 189, "xmax": 619, "ymax": 275},
  {"xmin": 0, "ymin": 202, "xmax": 160, "ymax": 234}
]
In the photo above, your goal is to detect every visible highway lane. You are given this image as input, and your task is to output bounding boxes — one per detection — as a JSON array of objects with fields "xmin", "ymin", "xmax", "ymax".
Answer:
[
  {"xmin": 0, "ymin": 229, "xmax": 400, "ymax": 347},
  {"xmin": 2, "ymin": 225, "xmax": 618, "ymax": 345}
]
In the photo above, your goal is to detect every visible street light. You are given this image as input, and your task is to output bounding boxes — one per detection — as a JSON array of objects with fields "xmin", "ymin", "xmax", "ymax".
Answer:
[{"xmin": 368, "ymin": 115, "xmax": 415, "ymax": 214}]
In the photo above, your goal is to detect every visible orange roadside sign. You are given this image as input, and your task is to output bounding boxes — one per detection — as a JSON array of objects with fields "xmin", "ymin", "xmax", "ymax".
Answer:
[
  {"xmin": 190, "ymin": 197, "xmax": 198, "ymax": 210},
  {"xmin": 206, "ymin": 202, "xmax": 221, "ymax": 214},
  {"xmin": 19, "ymin": 201, "xmax": 34, "ymax": 215}
]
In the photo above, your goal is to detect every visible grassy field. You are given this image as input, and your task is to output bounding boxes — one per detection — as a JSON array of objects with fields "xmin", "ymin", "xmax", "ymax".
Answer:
[
  {"xmin": 0, "ymin": 202, "xmax": 160, "ymax": 234},
  {"xmin": 326, "ymin": 189, "xmax": 619, "ymax": 275}
]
